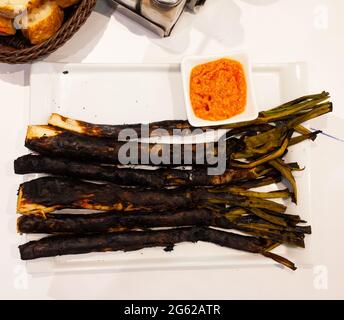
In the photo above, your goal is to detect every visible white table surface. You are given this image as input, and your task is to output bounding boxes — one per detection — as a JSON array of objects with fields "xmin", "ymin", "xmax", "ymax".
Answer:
[{"xmin": 1, "ymin": 0, "xmax": 344, "ymax": 299}]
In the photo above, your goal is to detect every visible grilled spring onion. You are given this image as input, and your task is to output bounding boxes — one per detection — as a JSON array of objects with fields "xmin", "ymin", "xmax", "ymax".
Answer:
[
  {"xmin": 17, "ymin": 177, "xmax": 287, "ymax": 215},
  {"xmin": 289, "ymin": 130, "xmax": 322, "ymax": 147},
  {"xmin": 48, "ymin": 113, "xmax": 194, "ymax": 139},
  {"xmin": 48, "ymin": 92, "xmax": 330, "ymax": 138},
  {"xmin": 231, "ymin": 100, "xmax": 332, "ymax": 161},
  {"xmin": 14, "ymin": 154, "xmax": 269, "ymax": 188},
  {"xmin": 294, "ymin": 125, "xmax": 312, "ymax": 135},
  {"xmin": 269, "ymin": 158, "xmax": 298, "ymax": 204},
  {"xmin": 286, "ymin": 102, "xmax": 332, "ymax": 129},
  {"xmin": 231, "ymin": 130, "xmax": 293, "ymax": 169},
  {"xmin": 18, "ymin": 226, "xmax": 297, "ymax": 270},
  {"xmin": 209, "ymin": 186, "xmax": 291, "ymax": 199},
  {"xmin": 17, "ymin": 208, "xmax": 308, "ymax": 235},
  {"xmin": 234, "ymin": 175, "xmax": 282, "ymax": 189},
  {"xmin": 16, "ymin": 209, "xmax": 230, "ymax": 234},
  {"xmin": 259, "ymin": 92, "xmax": 329, "ymax": 116},
  {"xmin": 17, "ymin": 209, "xmax": 309, "ymax": 248},
  {"xmin": 258, "ymin": 92, "xmax": 330, "ymax": 122},
  {"xmin": 228, "ymin": 212, "xmax": 308, "ymax": 231},
  {"xmin": 15, "ymin": 92, "xmax": 333, "ymax": 268},
  {"xmin": 24, "ymin": 125, "xmax": 244, "ymax": 166},
  {"xmin": 233, "ymin": 127, "xmax": 322, "ymax": 159}
]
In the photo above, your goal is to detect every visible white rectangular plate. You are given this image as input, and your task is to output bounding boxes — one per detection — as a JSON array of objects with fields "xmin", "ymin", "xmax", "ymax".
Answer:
[{"xmin": 26, "ymin": 62, "xmax": 311, "ymax": 274}]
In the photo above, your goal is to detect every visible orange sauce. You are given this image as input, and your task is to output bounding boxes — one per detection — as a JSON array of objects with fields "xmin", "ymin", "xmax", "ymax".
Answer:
[{"xmin": 190, "ymin": 58, "xmax": 247, "ymax": 121}]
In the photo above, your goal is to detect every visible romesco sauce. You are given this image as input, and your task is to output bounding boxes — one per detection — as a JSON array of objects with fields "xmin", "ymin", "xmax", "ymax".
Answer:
[{"xmin": 190, "ymin": 58, "xmax": 247, "ymax": 121}]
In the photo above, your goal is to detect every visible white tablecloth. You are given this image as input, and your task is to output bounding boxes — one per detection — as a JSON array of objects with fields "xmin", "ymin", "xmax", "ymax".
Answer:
[{"xmin": 1, "ymin": 0, "xmax": 343, "ymax": 299}]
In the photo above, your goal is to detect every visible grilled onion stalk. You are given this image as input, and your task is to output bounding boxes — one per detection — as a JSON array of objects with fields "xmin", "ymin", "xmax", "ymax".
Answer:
[
  {"xmin": 233, "ymin": 127, "xmax": 322, "ymax": 160},
  {"xmin": 231, "ymin": 100, "xmax": 332, "ymax": 162},
  {"xmin": 17, "ymin": 177, "xmax": 287, "ymax": 215},
  {"xmin": 269, "ymin": 158, "xmax": 298, "ymax": 204},
  {"xmin": 289, "ymin": 130, "xmax": 322, "ymax": 147},
  {"xmin": 231, "ymin": 130, "xmax": 294, "ymax": 169},
  {"xmin": 17, "ymin": 208, "xmax": 308, "ymax": 235},
  {"xmin": 25, "ymin": 125, "xmax": 243, "ymax": 166},
  {"xmin": 14, "ymin": 154, "xmax": 268, "ymax": 188},
  {"xmin": 48, "ymin": 92, "xmax": 330, "ymax": 138},
  {"xmin": 231, "ymin": 214, "xmax": 311, "ymax": 235},
  {"xmin": 16, "ymin": 209, "xmax": 230, "ymax": 234},
  {"xmin": 230, "ymin": 102, "xmax": 331, "ymax": 168},
  {"xmin": 18, "ymin": 226, "xmax": 297, "ymax": 270},
  {"xmin": 234, "ymin": 175, "xmax": 282, "ymax": 189},
  {"xmin": 17, "ymin": 209, "xmax": 309, "ymax": 247},
  {"xmin": 48, "ymin": 113, "xmax": 194, "ymax": 139}
]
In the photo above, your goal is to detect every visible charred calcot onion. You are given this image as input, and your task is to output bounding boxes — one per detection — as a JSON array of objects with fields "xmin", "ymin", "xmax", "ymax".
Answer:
[
  {"xmin": 17, "ymin": 176, "xmax": 287, "ymax": 215},
  {"xmin": 14, "ymin": 92, "xmax": 333, "ymax": 270},
  {"xmin": 14, "ymin": 154, "xmax": 267, "ymax": 188},
  {"xmin": 17, "ymin": 208, "xmax": 310, "ymax": 248},
  {"xmin": 24, "ymin": 125, "xmax": 243, "ymax": 167},
  {"xmin": 18, "ymin": 226, "xmax": 296, "ymax": 270},
  {"xmin": 47, "ymin": 92, "xmax": 330, "ymax": 138}
]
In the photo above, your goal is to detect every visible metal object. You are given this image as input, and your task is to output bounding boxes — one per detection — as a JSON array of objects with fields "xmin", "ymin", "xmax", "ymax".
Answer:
[
  {"xmin": 115, "ymin": 0, "xmax": 139, "ymax": 10},
  {"xmin": 140, "ymin": 0, "xmax": 186, "ymax": 34},
  {"xmin": 109, "ymin": 0, "xmax": 206, "ymax": 37}
]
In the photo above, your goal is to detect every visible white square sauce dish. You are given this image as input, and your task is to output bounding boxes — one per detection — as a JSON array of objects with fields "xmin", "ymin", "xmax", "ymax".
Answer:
[{"xmin": 181, "ymin": 52, "xmax": 259, "ymax": 127}]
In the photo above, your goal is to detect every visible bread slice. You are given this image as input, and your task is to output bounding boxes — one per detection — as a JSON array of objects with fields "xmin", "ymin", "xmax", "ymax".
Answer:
[
  {"xmin": 56, "ymin": 0, "xmax": 81, "ymax": 8},
  {"xmin": 22, "ymin": 1, "xmax": 64, "ymax": 45},
  {"xmin": 0, "ymin": 15, "xmax": 15, "ymax": 35},
  {"xmin": 0, "ymin": 0, "xmax": 42, "ymax": 19}
]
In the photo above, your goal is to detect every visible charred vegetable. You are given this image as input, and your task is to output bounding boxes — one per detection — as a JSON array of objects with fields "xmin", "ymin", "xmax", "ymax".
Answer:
[
  {"xmin": 48, "ymin": 113, "xmax": 194, "ymax": 139},
  {"xmin": 17, "ymin": 208, "xmax": 309, "ymax": 248},
  {"xmin": 14, "ymin": 92, "xmax": 334, "ymax": 270},
  {"xmin": 14, "ymin": 154, "xmax": 268, "ymax": 188},
  {"xmin": 18, "ymin": 226, "xmax": 296, "ymax": 270},
  {"xmin": 48, "ymin": 92, "xmax": 330, "ymax": 138},
  {"xmin": 25, "ymin": 125, "xmax": 243, "ymax": 166},
  {"xmin": 16, "ymin": 209, "xmax": 228, "ymax": 234},
  {"xmin": 17, "ymin": 177, "xmax": 287, "ymax": 215},
  {"xmin": 269, "ymin": 158, "xmax": 298, "ymax": 204}
]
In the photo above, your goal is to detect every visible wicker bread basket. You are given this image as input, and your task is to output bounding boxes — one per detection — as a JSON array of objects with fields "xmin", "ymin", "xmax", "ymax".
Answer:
[{"xmin": 0, "ymin": 0, "xmax": 97, "ymax": 64}]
